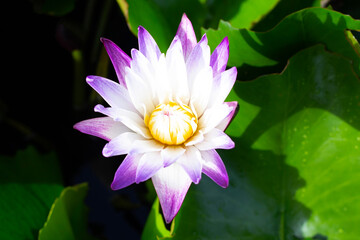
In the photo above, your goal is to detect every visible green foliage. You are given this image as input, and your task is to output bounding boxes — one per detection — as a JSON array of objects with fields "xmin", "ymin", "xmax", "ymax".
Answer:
[
  {"xmin": 118, "ymin": 0, "xmax": 360, "ymax": 239},
  {"xmin": 0, "ymin": 147, "xmax": 63, "ymax": 240},
  {"xmin": 141, "ymin": 198, "xmax": 173, "ymax": 240},
  {"xmin": 159, "ymin": 44, "xmax": 360, "ymax": 239},
  {"xmin": 204, "ymin": 8, "xmax": 360, "ymax": 80},
  {"xmin": 0, "ymin": 147, "xmax": 92, "ymax": 240},
  {"xmin": 118, "ymin": 0, "xmax": 317, "ymax": 52},
  {"xmin": 38, "ymin": 183, "xmax": 93, "ymax": 240}
]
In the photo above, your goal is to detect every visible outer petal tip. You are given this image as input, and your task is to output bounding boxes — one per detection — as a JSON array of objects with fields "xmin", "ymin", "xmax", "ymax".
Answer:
[
  {"xmin": 176, "ymin": 13, "xmax": 197, "ymax": 60},
  {"xmin": 102, "ymin": 144, "xmax": 112, "ymax": 157},
  {"xmin": 152, "ymin": 164, "xmax": 192, "ymax": 224},
  {"xmin": 201, "ymin": 150, "xmax": 229, "ymax": 188}
]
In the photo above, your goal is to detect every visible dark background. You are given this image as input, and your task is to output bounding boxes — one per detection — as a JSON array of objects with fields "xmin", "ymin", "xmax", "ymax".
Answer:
[{"xmin": 1, "ymin": 0, "xmax": 147, "ymax": 239}]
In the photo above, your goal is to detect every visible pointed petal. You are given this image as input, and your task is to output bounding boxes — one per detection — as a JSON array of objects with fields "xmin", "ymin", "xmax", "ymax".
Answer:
[
  {"xmin": 152, "ymin": 163, "xmax": 192, "ymax": 223},
  {"xmin": 74, "ymin": 117, "xmax": 129, "ymax": 141},
  {"xmin": 176, "ymin": 13, "xmax": 197, "ymax": 60},
  {"xmin": 210, "ymin": 37, "xmax": 229, "ymax": 78},
  {"xmin": 177, "ymin": 146, "xmax": 202, "ymax": 184},
  {"xmin": 166, "ymin": 36, "xmax": 189, "ymax": 103},
  {"xmin": 138, "ymin": 26, "xmax": 161, "ymax": 65},
  {"xmin": 207, "ymin": 67, "xmax": 237, "ymax": 108},
  {"xmin": 195, "ymin": 128, "xmax": 234, "ymax": 151},
  {"xmin": 200, "ymin": 149, "xmax": 229, "ymax": 188},
  {"xmin": 216, "ymin": 101, "xmax": 238, "ymax": 131},
  {"xmin": 190, "ymin": 66, "xmax": 213, "ymax": 116},
  {"xmin": 198, "ymin": 102, "xmax": 234, "ymax": 134},
  {"xmin": 130, "ymin": 49, "xmax": 157, "ymax": 104},
  {"xmin": 161, "ymin": 145, "xmax": 186, "ymax": 167},
  {"xmin": 186, "ymin": 34, "xmax": 210, "ymax": 91},
  {"xmin": 102, "ymin": 132, "xmax": 143, "ymax": 157},
  {"xmin": 130, "ymin": 139, "xmax": 164, "ymax": 154},
  {"xmin": 111, "ymin": 153, "xmax": 142, "ymax": 190},
  {"xmin": 101, "ymin": 38, "xmax": 131, "ymax": 86},
  {"xmin": 86, "ymin": 75, "xmax": 135, "ymax": 111},
  {"xmin": 94, "ymin": 104, "xmax": 152, "ymax": 139},
  {"xmin": 125, "ymin": 67, "xmax": 155, "ymax": 118},
  {"xmin": 135, "ymin": 152, "xmax": 163, "ymax": 183}
]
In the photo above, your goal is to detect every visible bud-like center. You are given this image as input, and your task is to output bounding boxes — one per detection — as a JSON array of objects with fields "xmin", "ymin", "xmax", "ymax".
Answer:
[{"xmin": 148, "ymin": 102, "xmax": 198, "ymax": 145}]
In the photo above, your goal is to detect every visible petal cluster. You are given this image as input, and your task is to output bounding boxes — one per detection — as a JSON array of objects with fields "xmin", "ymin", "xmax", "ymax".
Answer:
[{"xmin": 74, "ymin": 14, "xmax": 238, "ymax": 223}]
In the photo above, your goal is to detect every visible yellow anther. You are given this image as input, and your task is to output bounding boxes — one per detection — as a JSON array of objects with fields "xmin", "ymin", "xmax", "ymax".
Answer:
[{"xmin": 148, "ymin": 102, "xmax": 197, "ymax": 145}]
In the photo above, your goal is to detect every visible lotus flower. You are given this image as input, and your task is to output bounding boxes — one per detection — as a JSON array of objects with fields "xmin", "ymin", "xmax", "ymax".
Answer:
[{"xmin": 74, "ymin": 14, "xmax": 238, "ymax": 223}]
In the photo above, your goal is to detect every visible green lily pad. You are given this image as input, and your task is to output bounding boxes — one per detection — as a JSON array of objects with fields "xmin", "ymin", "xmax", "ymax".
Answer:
[
  {"xmin": 204, "ymin": 0, "xmax": 280, "ymax": 30},
  {"xmin": 141, "ymin": 198, "xmax": 173, "ymax": 240},
  {"xmin": 117, "ymin": 0, "xmax": 295, "ymax": 52},
  {"xmin": 0, "ymin": 147, "xmax": 63, "ymax": 240},
  {"xmin": 38, "ymin": 183, "xmax": 93, "ymax": 240},
  {"xmin": 204, "ymin": 8, "xmax": 360, "ymax": 80},
  {"xmin": 152, "ymin": 45, "xmax": 360, "ymax": 239}
]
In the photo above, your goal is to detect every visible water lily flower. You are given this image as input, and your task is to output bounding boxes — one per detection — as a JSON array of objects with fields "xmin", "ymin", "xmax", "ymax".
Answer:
[{"xmin": 74, "ymin": 13, "xmax": 238, "ymax": 223}]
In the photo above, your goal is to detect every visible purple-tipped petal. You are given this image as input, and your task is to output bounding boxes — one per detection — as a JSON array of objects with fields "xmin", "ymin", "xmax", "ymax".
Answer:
[
  {"xmin": 101, "ymin": 38, "xmax": 131, "ymax": 86},
  {"xmin": 195, "ymin": 128, "xmax": 235, "ymax": 151},
  {"xmin": 176, "ymin": 13, "xmax": 197, "ymax": 60},
  {"xmin": 102, "ymin": 132, "xmax": 143, "ymax": 157},
  {"xmin": 94, "ymin": 104, "xmax": 152, "ymax": 139},
  {"xmin": 152, "ymin": 163, "xmax": 192, "ymax": 223},
  {"xmin": 86, "ymin": 75, "xmax": 135, "ymax": 111},
  {"xmin": 200, "ymin": 149, "xmax": 229, "ymax": 188},
  {"xmin": 111, "ymin": 153, "xmax": 142, "ymax": 190},
  {"xmin": 161, "ymin": 146, "xmax": 186, "ymax": 167},
  {"xmin": 135, "ymin": 152, "xmax": 163, "ymax": 183},
  {"xmin": 208, "ymin": 67, "xmax": 237, "ymax": 108},
  {"xmin": 166, "ymin": 36, "xmax": 189, "ymax": 103},
  {"xmin": 177, "ymin": 146, "xmax": 202, "ymax": 184},
  {"xmin": 74, "ymin": 117, "xmax": 129, "ymax": 141},
  {"xmin": 138, "ymin": 26, "xmax": 161, "ymax": 64},
  {"xmin": 186, "ymin": 34, "xmax": 210, "ymax": 89},
  {"xmin": 198, "ymin": 102, "xmax": 235, "ymax": 134},
  {"xmin": 216, "ymin": 101, "xmax": 238, "ymax": 131},
  {"xmin": 210, "ymin": 37, "xmax": 229, "ymax": 78}
]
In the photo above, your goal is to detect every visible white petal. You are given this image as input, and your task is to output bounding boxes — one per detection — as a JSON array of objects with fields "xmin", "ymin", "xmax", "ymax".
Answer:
[
  {"xmin": 154, "ymin": 53, "xmax": 170, "ymax": 104},
  {"xmin": 216, "ymin": 101, "xmax": 238, "ymax": 131},
  {"xmin": 207, "ymin": 67, "xmax": 237, "ymax": 108},
  {"xmin": 166, "ymin": 36, "xmax": 189, "ymax": 103},
  {"xmin": 177, "ymin": 146, "xmax": 202, "ymax": 184},
  {"xmin": 94, "ymin": 104, "xmax": 152, "ymax": 139},
  {"xmin": 161, "ymin": 145, "xmax": 186, "ymax": 167},
  {"xmin": 200, "ymin": 149, "xmax": 229, "ymax": 188},
  {"xmin": 111, "ymin": 153, "xmax": 142, "ymax": 190},
  {"xmin": 186, "ymin": 34, "xmax": 210, "ymax": 91},
  {"xmin": 195, "ymin": 128, "xmax": 234, "ymax": 151},
  {"xmin": 210, "ymin": 37, "xmax": 229, "ymax": 78},
  {"xmin": 185, "ymin": 130, "xmax": 204, "ymax": 146},
  {"xmin": 176, "ymin": 13, "xmax": 197, "ymax": 60},
  {"xmin": 198, "ymin": 103, "xmax": 233, "ymax": 134},
  {"xmin": 190, "ymin": 66, "xmax": 213, "ymax": 117},
  {"xmin": 130, "ymin": 139, "xmax": 164, "ymax": 154},
  {"xmin": 138, "ymin": 26, "xmax": 161, "ymax": 65},
  {"xmin": 152, "ymin": 163, "xmax": 192, "ymax": 223},
  {"xmin": 135, "ymin": 152, "xmax": 163, "ymax": 183},
  {"xmin": 86, "ymin": 75, "xmax": 135, "ymax": 111},
  {"xmin": 74, "ymin": 117, "xmax": 129, "ymax": 141},
  {"xmin": 102, "ymin": 132, "xmax": 143, "ymax": 157},
  {"xmin": 125, "ymin": 67, "xmax": 155, "ymax": 118},
  {"xmin": 130, "ymin": 49, "xmax": 157, "ymax": 105}
]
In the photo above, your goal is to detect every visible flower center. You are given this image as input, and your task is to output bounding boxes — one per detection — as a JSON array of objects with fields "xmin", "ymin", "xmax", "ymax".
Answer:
[{"xmin": 148, "ymin": 102, "xmax": 198, "ymax": 145}]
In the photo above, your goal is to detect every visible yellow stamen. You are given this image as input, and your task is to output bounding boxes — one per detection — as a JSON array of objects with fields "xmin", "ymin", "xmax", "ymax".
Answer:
[{"xmin": 148, "ymin": 102, "xmax": 198, "ymax": 145}]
